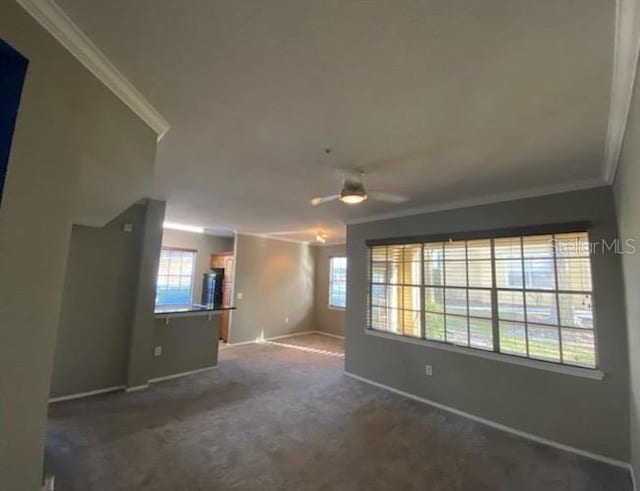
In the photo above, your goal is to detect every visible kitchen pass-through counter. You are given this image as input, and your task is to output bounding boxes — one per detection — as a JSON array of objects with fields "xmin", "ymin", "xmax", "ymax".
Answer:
[{"xmin": 152, "ymin": 304, "xmax": 236, "ymax": 380}]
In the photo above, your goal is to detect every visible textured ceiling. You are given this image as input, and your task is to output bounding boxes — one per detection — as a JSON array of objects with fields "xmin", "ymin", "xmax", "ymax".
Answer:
[{"xmin": 56, "ymin": 0, "xmax": 614, "ymax": 243}]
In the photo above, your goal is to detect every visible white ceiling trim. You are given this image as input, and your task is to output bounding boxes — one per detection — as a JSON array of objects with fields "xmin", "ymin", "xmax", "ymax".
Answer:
[
  {"xmin": 312, "ymin": 242, "xmax": 347, "ymax": 247},
  {"xmin": 346, "ymin": 177, "xmax": 603, "ymax": 225},
  {"xmin": 16, "ymin": 0, "xmax": 170, "ymax": 141},
  {"xmin": 234, "ymin": 231, "xmax": 311, "ymax": 246},
  {"xmin": 602, "ymin": 0, "xmax": 640, "ymax": 184},
  {"xmin": 235, "ymin": 231, "xmax": 345, "ymax": 246}
]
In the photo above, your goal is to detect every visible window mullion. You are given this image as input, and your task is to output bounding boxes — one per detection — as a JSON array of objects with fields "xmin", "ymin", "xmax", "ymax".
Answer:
[
  {"xmin": 490, "ymin": 238, "xmax": 500, "ymax": 352},
  {"xmin": 520, "ymin": 238, "xmax": 530, "ymax": 357},
  {"xmin": 552, "ymin": 234, "xmax": 564, "ymax": 363},
  {"xmin": 465, "ymin": 242, "xmax": 470, "ymax": 346},
  {"xmin": 369, "ymin": 251, "xmax": 373, "ymax": 328},
  {"xmin": 442, "ymin": 243, "xmax": 447, "ymax": 343},
  {"xmin": 420, "ymin": 243, "xmax": 426, "ymax": 340}
]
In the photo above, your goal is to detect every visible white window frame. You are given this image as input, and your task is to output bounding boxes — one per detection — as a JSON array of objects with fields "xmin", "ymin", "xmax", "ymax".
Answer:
[
  {"xmin": 156, "ymin": 247, "xmax": 197, "ymax": 306},
  {"xmin": 367, "ymin": 226, "xmax": 600, "ymax": 377},
  {"xmin": 329, "ymin": 256, "xmax": 347, "ymax": 310}
]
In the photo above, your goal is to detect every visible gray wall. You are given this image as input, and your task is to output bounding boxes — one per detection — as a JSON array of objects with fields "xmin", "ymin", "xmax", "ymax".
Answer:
[
  {"xmin": 152, "ymin": 316, "xmax": 220, "ymax": 379},
  {"xmin": 125, "ymin": 200, "xmax": 166, "ymax": 387},
  {"xmin": 51, "ymin": 202, "xmax": 226, "ymax": 395},
  {"xmin": 0, "ymin": 4, "xmax": 157, "ymax": 490},
  {"xmin": 613, "ymin": 55, "xmax": 640, "ymax": 481},
  {"xmin": 230, "ymin": 234, "xmax": 314, "ymax": 343},
  {"xmin": 313, "ymin": 244, "xmax": 346, "ymax": 337},
  {"xmin": 50, "ymin": 204, "xmax": 146, "ymax": 398},
  {"xmin": 161, "ymin": 229, "xmax": 234, "ymax": 304},
  {"xmin": 346, "ymin": 187, "xmax": 629, "ymax": 460}
]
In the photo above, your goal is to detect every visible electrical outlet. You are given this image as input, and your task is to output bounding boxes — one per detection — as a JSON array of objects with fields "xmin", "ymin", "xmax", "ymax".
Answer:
[
  {"xmin": 122, "ymin": 223, "xmax": 133, "ymax": 233},
  {"xmin": 425, "ymin": 364, "xmax": 433, "ymax": 376},
  {"xmin": 237, "ymin": 292, "xmax": 243, "ymax": 300},
  {"xmin": 154, "ymin": 346, "xmax": 162, "ymax": 357}
]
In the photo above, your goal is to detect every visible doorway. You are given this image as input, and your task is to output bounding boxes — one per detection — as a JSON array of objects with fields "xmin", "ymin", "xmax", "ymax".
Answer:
[{"xmin": 210, "ymin": 252, "xmax": 234, "ymax": 342}]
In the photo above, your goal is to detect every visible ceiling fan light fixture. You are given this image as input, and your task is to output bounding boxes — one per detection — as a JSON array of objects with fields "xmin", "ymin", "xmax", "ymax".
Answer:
[
  {"xmin": 339, "ymin": 180, "xmax": 368, "ymax": 204},
  {"xmin": 340, "ymin": 193, "xmax": 367, "ymax": 204}
]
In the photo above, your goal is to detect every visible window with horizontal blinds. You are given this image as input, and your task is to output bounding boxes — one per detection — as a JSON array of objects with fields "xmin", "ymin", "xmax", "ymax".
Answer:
[
  {"xmin": 156, "ymin": 247, "xmax": 197, "ymax": 306},
  {"xmin": 367, "ymin": 230, "xmax": 597, "ymax": 369},
  {"xmin": 329, "ymin": 257, "xmax": 347, "ymax": 308}
]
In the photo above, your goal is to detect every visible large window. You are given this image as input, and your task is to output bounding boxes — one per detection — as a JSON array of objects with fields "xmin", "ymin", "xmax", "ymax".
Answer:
[
  {"xmin": 329, "ymin": 257, "xmax": 347, "ymax": 309},
  {"xmin": 156, "ymin": 247, "xmax": 197, "ymax": 306},
  {"xmin": 368, "ymin": 231, "xmax": 597, "ymax": 368}
]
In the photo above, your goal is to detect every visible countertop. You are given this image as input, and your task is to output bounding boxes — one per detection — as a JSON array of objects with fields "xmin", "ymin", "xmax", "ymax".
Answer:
[{"xmin": 154, "ymin": 304, "xmax": 236, "ymax": 317}]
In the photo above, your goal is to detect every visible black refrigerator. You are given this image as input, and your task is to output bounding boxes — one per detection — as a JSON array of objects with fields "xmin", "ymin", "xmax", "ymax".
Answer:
[{"xmin": 201, "ymin": 268, "xmax": 224, "ymax": 306}]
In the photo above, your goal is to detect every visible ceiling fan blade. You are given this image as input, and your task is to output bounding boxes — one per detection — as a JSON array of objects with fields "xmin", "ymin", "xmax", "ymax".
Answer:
[
  {"xmin": 369, "ymin": 191, "xmax": 410, "ymax": 203},
  {"xmin": 311, "ymin": 195, "xmax": 340, "ymax": 206}
]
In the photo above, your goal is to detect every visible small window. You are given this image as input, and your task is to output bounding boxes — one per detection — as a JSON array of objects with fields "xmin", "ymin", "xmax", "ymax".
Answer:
[
  {"xmin": 156, "ymin": 248, "xmax": 196, "ymax": 306},
  {"xmin": 329, "ymin": 257, "xmax": 347, "ymax": 309}
]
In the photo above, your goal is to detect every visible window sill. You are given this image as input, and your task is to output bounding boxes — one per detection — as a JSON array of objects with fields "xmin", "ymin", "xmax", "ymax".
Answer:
[
  {"xmin": 364, "ymin": 329, "xmax": 604, "ymax": 380},
  {"xmin": 328, "ymin": 305, "xmax": 346, "ymax": 311}
]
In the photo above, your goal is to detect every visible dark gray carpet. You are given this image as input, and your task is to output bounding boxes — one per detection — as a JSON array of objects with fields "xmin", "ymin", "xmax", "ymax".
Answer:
[{"xmin": 46, "ymin": 333, "xmax": 631, "ymax": 490}]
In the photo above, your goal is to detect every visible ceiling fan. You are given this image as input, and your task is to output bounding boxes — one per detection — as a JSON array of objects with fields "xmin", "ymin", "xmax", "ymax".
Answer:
[{"xmin": 310, "ymin": 171, "xmax": 409, "ymax": 207}]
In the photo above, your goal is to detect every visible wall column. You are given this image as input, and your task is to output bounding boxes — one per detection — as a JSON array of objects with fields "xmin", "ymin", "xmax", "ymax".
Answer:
[{"xmin": 126, "ymin": 199, "xmax": 165, "ymax": 388}]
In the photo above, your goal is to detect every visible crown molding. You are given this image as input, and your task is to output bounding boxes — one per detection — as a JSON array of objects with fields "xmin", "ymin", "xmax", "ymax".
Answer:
[
  {"xmin": 236, "ymin": 231, "xmax": 349, "ymax": 246},
  {"xmin": 16, "ymin": 0, "xmax": 170, "ymax": 141},
  {"xmin": 602, "ymin": 0, "xmax": 640, "ymax": 184},
  {"xmin": 234, "ymin": 231, "xmax": 311, "ymax": 245},
  {"xmin": 346, "ymin": 178, "xmax": 604, "ymax": 225},
  {"xmin": 312, "ymin": 241, "xmax": 347, "ymax": 247}
]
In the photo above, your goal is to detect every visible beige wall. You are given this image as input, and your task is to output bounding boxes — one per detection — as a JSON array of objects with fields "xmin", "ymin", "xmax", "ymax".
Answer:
[
  {"xmin": 313, "ymin": 244, "xmax": 346, "ymax": 337},
  {"xmin": 230, "ymin": 234, "xmax": 314, "ymax": 343},
  {"xmin": 161, "ymin": 229, "xmax": 234, "ymax": 304},
  {"xmin": 0, "ymin": 3, "xmax": 158, "ymax": 489},
  {"xmin": 613, "ymin": 54, "xmax": 640, "ymax": 483}
]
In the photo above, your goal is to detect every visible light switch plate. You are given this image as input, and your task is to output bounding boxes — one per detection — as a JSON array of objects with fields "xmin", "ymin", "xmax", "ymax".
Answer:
[{"xmin": 154, "ymin": 346, "xmax": 162, "ymax": 357}]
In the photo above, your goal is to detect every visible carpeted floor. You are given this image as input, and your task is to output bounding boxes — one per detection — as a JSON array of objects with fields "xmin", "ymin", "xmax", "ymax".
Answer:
[{"xmin": 46, "ymin": 333, "xmax": 632, "ymax": 490}]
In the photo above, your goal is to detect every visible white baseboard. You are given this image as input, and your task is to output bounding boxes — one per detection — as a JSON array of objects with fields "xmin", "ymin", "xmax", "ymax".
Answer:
[
  {"xmin": 125, "ymin": 384, "xmax": 149, "ymax": 392},
  {"xmin": 42, "ymin": 474, "xmax": 55, "ymax": 491},
  {"xmin": 221, "ymin": 341, "xmax": 258, "ymax": 349},
  {"xmin": 312, "ymin": 330, "xmax": 345, "ymax": 340},
  {"xmin": 148, "ymin": 366, "xmax": 217, "ymax": 383},
  {"xmin": 48, "ymin": 385, "xmax": 125, "ymax": 403},
  {"xmin": 226, "ymin": 330, "xmax": 316, "ymax": 347},
  {"xmin": 344, "ymin": 371, "xmax": 630, "ymax": 470},
  {"xmin": 227, "ymin": 330, "xmax": 345, "ymax": 347},
  {"xmin": 265, "ymin": 330, "xmax": 316, "ymax": 341},
  {"xmin": 631, "ymin": 464, "xmax": 637, "ymax": 491},
  {"xmin": 49, "ymin": 367, "xmax": 218, "ymax": 402}
]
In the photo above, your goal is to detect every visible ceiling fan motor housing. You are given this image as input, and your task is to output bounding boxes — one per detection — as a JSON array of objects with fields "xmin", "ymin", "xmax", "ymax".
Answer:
[{"xmin": 341, "ymin": 180, "xmax": 367, "ymax": 201}]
